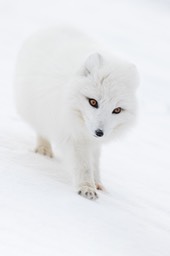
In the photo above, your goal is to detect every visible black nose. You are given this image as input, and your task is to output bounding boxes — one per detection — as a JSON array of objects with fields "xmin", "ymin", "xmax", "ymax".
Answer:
[{"xmin": 95, "ymin": 129, "xmax": 104, "ymax": 137}]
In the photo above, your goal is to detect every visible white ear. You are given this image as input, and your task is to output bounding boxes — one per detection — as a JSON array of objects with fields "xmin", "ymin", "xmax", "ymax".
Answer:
[
  {"xmin": 81, "ymin": 53, "xmax": 103, "ymax": 76},
  {"xmin": 127, "ymin": 64, "xmax": 139, "ymax": 88}
]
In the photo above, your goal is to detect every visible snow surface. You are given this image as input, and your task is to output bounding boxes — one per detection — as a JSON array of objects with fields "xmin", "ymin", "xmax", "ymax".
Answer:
[{"xmin": 0, "ymin": 0, "xmax": 170, "ymax": 255}]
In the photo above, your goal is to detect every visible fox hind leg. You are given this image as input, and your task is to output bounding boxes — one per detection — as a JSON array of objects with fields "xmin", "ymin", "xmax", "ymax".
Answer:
[{"xmin": 35, "ymin": 136, "xmax": 53, "ymax": 158}]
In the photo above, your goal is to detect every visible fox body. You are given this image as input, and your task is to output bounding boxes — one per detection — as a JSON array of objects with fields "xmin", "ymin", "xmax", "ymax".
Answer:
[{"xmin": 15, "ymin": 28, "xmax": 139, "ymax": 199}]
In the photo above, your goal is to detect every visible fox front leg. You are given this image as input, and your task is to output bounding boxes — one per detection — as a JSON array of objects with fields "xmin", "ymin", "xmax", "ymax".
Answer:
[
  {"xmin": 70, "ymin": 142, "xmax": 98, "ymax": 200},
  {"xmin": 92, "ymin": 146, "xmax": 105, "ymax": 191}
]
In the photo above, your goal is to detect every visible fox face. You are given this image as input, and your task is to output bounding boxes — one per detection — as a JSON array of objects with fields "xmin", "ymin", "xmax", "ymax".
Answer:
[{"xmin": 71, "ymin": 53, "xmax": 139, "ymax": 141}]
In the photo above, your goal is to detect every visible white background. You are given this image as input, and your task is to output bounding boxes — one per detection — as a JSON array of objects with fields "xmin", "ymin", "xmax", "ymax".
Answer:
[{"xmin": 0, "ymin": 0, "xmax": 170, "ymax": 255}]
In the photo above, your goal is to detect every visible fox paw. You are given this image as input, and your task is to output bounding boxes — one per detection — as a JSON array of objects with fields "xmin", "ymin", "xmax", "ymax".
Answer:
[
  {"xmin": 95, "ymin": 183, "xmax": 105, "ymax": 191},
  {"xmin": 78, "ymin": 185, "xmax": 98, "ymax": 200},
  {"xmin": 35, "ymin": 145, "xmax": 53, "ymax": 158}
]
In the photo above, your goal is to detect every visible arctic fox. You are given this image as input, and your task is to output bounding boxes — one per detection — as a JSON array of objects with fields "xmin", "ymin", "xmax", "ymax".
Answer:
[{"xmin": 15, "ymin": 28, "xmax": 139, "ymax": 200}]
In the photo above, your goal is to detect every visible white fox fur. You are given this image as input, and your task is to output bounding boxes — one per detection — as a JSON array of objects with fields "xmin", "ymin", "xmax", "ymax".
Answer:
[{"xmin": 15, "ymin": 28, "xmax": 139, "ymax": 200}]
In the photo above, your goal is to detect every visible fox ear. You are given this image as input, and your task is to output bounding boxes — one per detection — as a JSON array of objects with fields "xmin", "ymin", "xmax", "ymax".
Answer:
[{"xmin": 81, "ymin": 53, "xmax": 103, "ymax": 76}]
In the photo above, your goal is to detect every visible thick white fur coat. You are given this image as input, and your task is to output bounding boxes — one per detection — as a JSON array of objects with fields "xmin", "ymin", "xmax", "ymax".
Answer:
[{"xmin": 15, "ymin": 28, "xmax": 139, "ymax": 199}]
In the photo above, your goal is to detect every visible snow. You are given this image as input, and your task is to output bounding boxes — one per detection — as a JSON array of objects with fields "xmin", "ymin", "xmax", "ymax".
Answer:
[{"xmin": 0, "ymin": 0, "xmax": 170, "ymax": 255}]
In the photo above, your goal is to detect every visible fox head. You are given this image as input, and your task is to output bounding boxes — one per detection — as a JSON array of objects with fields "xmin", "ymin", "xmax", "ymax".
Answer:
[{"xmin": 69, "ymin": 53, "xmax": 139, "ymax": 141}]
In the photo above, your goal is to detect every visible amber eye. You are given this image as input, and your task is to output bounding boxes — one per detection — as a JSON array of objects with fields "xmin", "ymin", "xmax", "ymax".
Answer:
[
  {"xmin": 89, "ymin": 99, "xmax": 98, "ymax": 108},
  {"xmin": 112, "ymin": 107, "xmax": 122, "ymax": 114}
]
